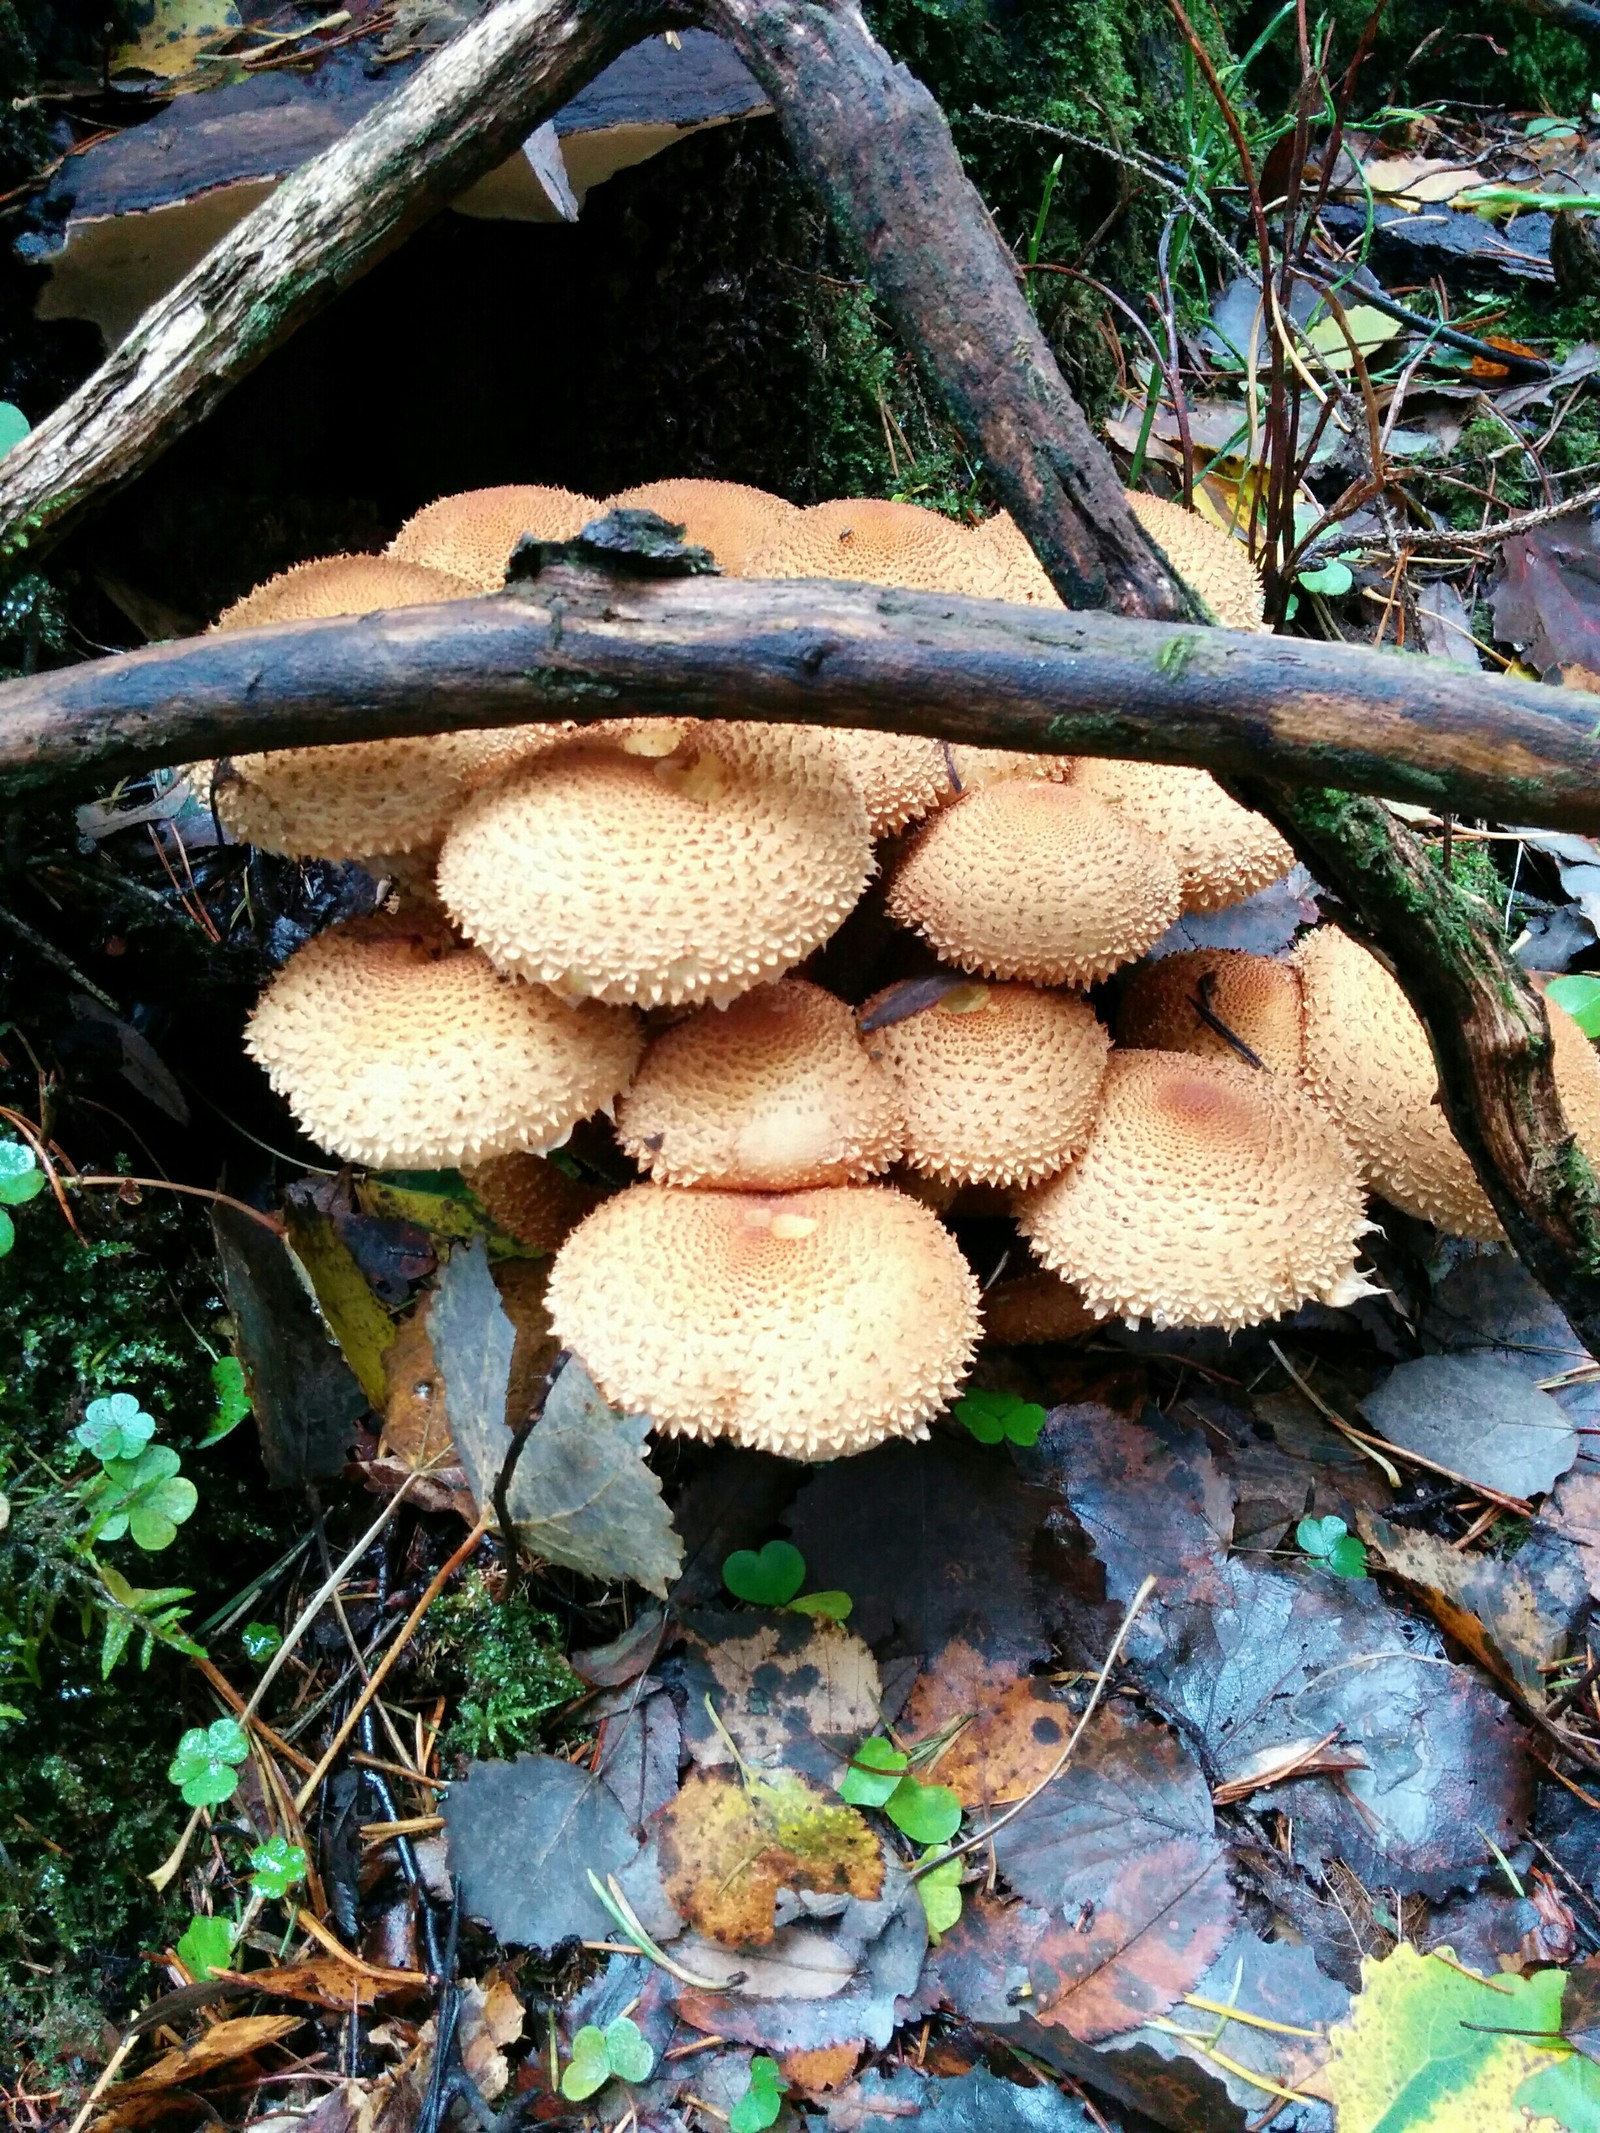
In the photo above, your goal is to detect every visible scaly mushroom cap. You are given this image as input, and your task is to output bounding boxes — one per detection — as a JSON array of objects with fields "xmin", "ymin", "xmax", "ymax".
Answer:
[
  {"xmin": 968, "ymin": 511, "xmax": 1063, "ymax": 607},
  {"xmin": 827, "ymin": 730, "xmax": 952, "ymax": 835},
  {"xmin": 1117, "ymin": 950, "xmax": 1304, "ymax": 1076},
  {"xmin": 942, "ymin": 745, "xmax": 1073, "ymax": 796},
  {"xmin": 200, "ymin": 554, "xmax": 493, "ymax": 858},
  {"xmin": 886, "ymin": 780, "xmax": 1181, "ymax": 985},
  {"xmin": 1293, "ymin": 925, "xmax": 1497, "ymax": 1238},
  {"xmin": 617, "ymin": 978, "xmax": 901, "ymax": 1189},
  {"xmin": 387, "ymin": 484, "xmax": 601, "ymax": 590},
  {"xmin": 546, "ymin": 1182, "xmax": 981, "ymax": 1457},
  {"xmin": 982, "ymin": 1270, "xmax": 1099, "ymax": 1345},
  {"xmin": 1016, "ymin": 1049, "xmax": 1368, "ymax": 1330},
  {"xmin": 604, "ymin": 479, "xmax": 797, "ymax": 575},
  {"xmin": 746, "ymin": 496, "xmax": 998, "ymax": 596},
  {"xmin": 1127, "ymin": 493, "xmax": 1266, "ymax": 631},
  {"xmin": 861, "ymin": 980, "xmax": 1109, "ymax": 1187},
  {"xmin": 1072, "ymin": 758, "xmax": 1294, "ymax": 913},
  {"xmin": 1552, "ymin": 996, "xmax": 1600, "ymax": 1164},
  {"xmin": 463, "ymin": 1152, "xmax": 610, "ymax": 1250},
  {"xmin": 435, "ymin": 722, "xmax": 873, "ymax": 1008},
  {"xmin": 246, "ymin": 910, "xmax": 641, "ymax": 1168}
]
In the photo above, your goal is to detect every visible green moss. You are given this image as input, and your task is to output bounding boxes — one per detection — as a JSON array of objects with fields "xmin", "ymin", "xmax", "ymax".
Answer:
[
  {"xmin": 1235, "ymin": 0, "xmax": 1593, "ymax": 114},
  {"xmin": 1428, "ymin": 833, "xmax": 1507, "ymax": 921},
  {"xmin": 425, "ymin": 1571, "xmax": 582, "ymax": 1762}
]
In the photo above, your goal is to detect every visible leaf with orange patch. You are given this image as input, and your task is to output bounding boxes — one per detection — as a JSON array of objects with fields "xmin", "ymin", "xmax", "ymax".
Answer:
[
  {"xmin": 905, "ymin": 1650, "xmax": 1073, "ymax": 1813},
  {"xmin": 655, "ymin": 1768, "xmax": 884, "ymax": 1946}
]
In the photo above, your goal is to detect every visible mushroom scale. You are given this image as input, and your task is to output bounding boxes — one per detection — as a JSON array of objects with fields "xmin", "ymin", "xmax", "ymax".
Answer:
[
  {"xmin": 546, "ymin": 1182, "xmax": 982, "ymax": 1458},
  {"xmin": 1016, "ymin": 1049, "xmax": 1368, "ymax": 1331},
  {"xmin": 941, "ymin": 745, "xmax": 1073, "ymax": 796},
  {"xmin": 967, "ymin": 511, "xmax": 1063, "ymax": 606},
  {"xmin": 982, "ymin": 1269, "xmax": 1100, "ymax": 1345},
  {"xmin": 246, "ymin": 910, "xmax": 642, "ymax": 1169},
  {"xmin": 1072, "ymin": 759, "xmax": 1294, "ymax": 914},
  {"xmin": 387, "ymin": 484, "xmax": 602, "ymax": 590},
  {"xmin": 861, "ymin": 980, "xmax": 1109, "ymax": 1187},
  {"xmin": 617, "ymin": 978, "xmax": 902, "ymax": 1190},
  {"xmin": 826, "ymin": 730, "xmax": 953, "ymax": 836},
  {"xmin": 604, "ymin": 479, "xmax": 798, "ymax": 575},
  {"xmin": 1117, "ymin": 949, "xmax": 1304, "ymax": 1076},
  {"xmin": 198, "ymin": 553, "xmax": 505, "ymax": 860},
  {"xmin": 886, "ymin": 780, "xmax": 1181, "ymax": 986},
  {"xmin": 435, "ymin": 723, "xmax": 873, "ymax": 1009},
  {"xmin": 745, "ymin": 496, "xmax": 1003, "ymax": 597},
  {"xmin": 1127, "ymin": 492, "xmax": 1266, "ymax": 632},
  {"xmin": 463, "ymin": 1151, "xmax": 610, "ymax": 1251}
]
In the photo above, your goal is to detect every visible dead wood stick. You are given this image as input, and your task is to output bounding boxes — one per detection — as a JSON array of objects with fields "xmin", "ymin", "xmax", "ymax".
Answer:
[
  {"xmin": 697, "ymin": 0, "xmax": 1194, "ymax": 620},
  {"xmin": 0, "ymin": 0, "xmax": 664, "ymax": 562},
  {"xmin": 5, "ymin": 564, "xmax": 1600, "ymax": 828}
]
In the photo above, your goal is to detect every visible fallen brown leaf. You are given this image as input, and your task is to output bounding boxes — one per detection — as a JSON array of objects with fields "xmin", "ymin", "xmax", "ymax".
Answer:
[{"xmin": 656, "ymin": 1767, "xmax": 884, "ymax": 1945}]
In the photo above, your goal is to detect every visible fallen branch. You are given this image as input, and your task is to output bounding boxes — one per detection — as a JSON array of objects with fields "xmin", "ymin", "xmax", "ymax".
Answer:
[
  {"xmin": 699, "ymin": 0, "xmax": 1193, "ymax": 619},
  {"xmin": 5, "ymin": 563, "xmax": 1600, "ymax": 828},
  {"xmin": 0, "ymin": 0, "xmax": 664, "ymax": 562}
]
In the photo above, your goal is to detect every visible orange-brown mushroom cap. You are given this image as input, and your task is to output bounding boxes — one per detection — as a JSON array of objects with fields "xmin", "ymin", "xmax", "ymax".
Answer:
[
  {"xmin": 387, "ymin": 485, "xmax": 602, "ymax": 590},
  {"xmin": 462, "ymin": 1151, "xmax": 610, "ymax": 1251},
  {"xmin": 967, "ymin": 511, "xmax": 1063, "ymax": 607},
  {"xmin": 435, "ymin": 722, "xmax": 873, "ymax": 1008},
  {"xmin": 745, "ymin": 496, "xmax": 1001, "ymax": 597},
  {"xmin": 246, "ymin": 910, "xmax": 641, "ymax": 1169},
  {"xmin": 1117, "ymin": 949, "xmax": 1304, "ymax": 1076},
  {"xmin": 861, "ymin": 979, "xmax": 1109, "ymax": 1187},
  {"xmin": 981, "ymin": 1270, "xmax": 1100, "ymax": 1345},
  {"xmin": 1127, "ymin": 493, "xmax": 1266, "ymax": 632},
  {"xmin": 604, "ymin": 479, "xmax": 798, "ymax": 575},
  {"xmin": 617, "ymin": 978, "xmax": 901, "ymax": 1189},
  {"xmin": 1016, "ymin": 1049, "xmax": 1368, "ymax": 1330},
  {"xmin": 886, "ymin": 780, "xmax": 1181, "ymax": 985},
  {"xmin": 546, "ymin": 1182, "xmax": 981, "ymax": 1457},
  {"xmin": 1072, "ymin": 758, "xmax": 1293, "ymax": 913},
  {"xmin": 827, "ymin": 730, "xmax": 953, "ymax": 836}
]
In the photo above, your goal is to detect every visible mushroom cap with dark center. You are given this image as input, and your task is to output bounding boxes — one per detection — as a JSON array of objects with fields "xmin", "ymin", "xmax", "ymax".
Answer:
[
  {"xmin": 387, "ymin": 484, "xmax": 602, "ymax": 590},
  {"xmin": 1117, "ymin": 949, "xmax": 1304, "ymax": 1076},
  {"xmin": 886, "ymin": 780, "xmax": 1181, "ymax": 985},
  {"xmin": 435, "ymin": 721, "xmax": 873, "ymax": 1008},
  {"xmin": 861, "ymin": 979, "xmax": 1109, "ymax": 1187},
  {"xmin": 604, "ymin": 478, "xmax": 798, "ymax": 575},
  {"xmin": 1016, "ymin": 1048, "xmax": 1368, "ymax": 1330},
  {"xmin": 546, "ymin": 1182, "xmax": 981, "ymax": 1458},
  {"xmin": 617, "ymin": 977, "xmax": 901, "ymax": 1189},
  {"xmin": 246, "ymin": 909, "xmax": 641, "ymax": 1168},
  {"xmin": 1072, "ymin": 758, "xmax": 1294, "ymax": 913}
]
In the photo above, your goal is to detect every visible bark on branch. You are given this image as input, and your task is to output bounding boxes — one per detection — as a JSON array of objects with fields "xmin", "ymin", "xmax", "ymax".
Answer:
[
  {"xmin": 0, "ymin": 0, "xmax": 664, "ymax": 562},
  {"xmin": 4, "ymin": 564, "xmax": 1600, "ymax": 828}
]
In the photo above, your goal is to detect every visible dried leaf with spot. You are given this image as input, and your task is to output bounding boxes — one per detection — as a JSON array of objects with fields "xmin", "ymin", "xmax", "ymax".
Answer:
[
  {"xmin": 679, "ymin": 1610, "xmax": 882, "ymax": 1784},
  {"xmin": 905, "ymin": 1656, "xmax": 1073, "ymax": 1813},
  {"xmin": 655, "ymin": 1767, "xmax": 884, "ymax": 1945}
]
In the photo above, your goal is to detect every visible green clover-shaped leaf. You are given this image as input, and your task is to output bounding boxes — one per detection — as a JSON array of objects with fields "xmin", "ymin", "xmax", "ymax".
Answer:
[
  {"xmin": 1297, "ymin": 1513, "xmax": 1368, "ymax": 1580},
  {"xmin": 885, "ymin": 1775, "xmax": 962, "ymax": 1845},
  {"xmin": 954, "ymin": 1388, "xmax": 1046, "ymax": 1447},
  {"xmin": 1297, "ymin": 559, "xmax": 1354, "ymax": 598},
  {"xmin": 87, "ymin": 1444, "xmax": 197, "ymax": 1551},
  {"xmin": 722, "ymin": 1540, "xmax": 806, "ymax": 1607},
  {"xmin": 0, "ymin": 1139, "xmax": 45, "ymax": 1207},
  {"xmin": 561, "ymin": 2026, "xmax": 615, "ymax": 2102},
  {"xmin": 76, "ymin": 1392, "xmax": 157, "ymax": 1464},
  {"xmin": 916, "ymin": 1852, "xmax": 964, "ymax": 1942},
  {"xmin": 602, "ymin": 2016, "xmax": 654, "ymax": 2085},
  {"xmin": 730, "ymin": 2055, "xmax": 787, "ymax": 2133},
  {"xmin": 839, "ymin": 1736, "xmax": 909, "ymax": 1809},
  {"xmin": 200, "ymin": 1355, "xmax": 251, "ymax": 1445},
  {"xmin": 176, "ymin": 1912, "xmax": 236, "ymax": 1980},
  {"xmin": 168, "ymin": 1716, "xmax": 250, "ymax": 1806},
  {"xmin": 0, "ymin": 1207, "xmax": 14, "ymax": 1258},
  {"xmin": 240, "ymin": 1621, "xmax": 282, "ymax": 1663},
  {"xmin": 787, "ymin": 1589, "xmax": 852, "ymax": 1621},
  {"xmin": 250, "ymin": 1834, "xmax": 308, "ymax": 1900}
]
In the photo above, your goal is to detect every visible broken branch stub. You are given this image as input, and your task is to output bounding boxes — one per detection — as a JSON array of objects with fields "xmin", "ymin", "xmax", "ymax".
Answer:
[{"xmin": 0, "ymin": 0, "xmax": 667, "ymax": 562}]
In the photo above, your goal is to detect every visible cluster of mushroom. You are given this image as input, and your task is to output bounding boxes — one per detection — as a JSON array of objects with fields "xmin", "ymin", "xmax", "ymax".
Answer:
[{"xmin": 223, "ymin": 478, "xmax": 1600, "ymax": 1464}]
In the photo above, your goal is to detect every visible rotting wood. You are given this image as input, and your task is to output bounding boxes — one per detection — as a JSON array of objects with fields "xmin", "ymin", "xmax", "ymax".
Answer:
[
  {"xmin": 0, "ymin": 0, "xmax": 666, "ymax": 563},
  {"xmin": 697, "ymin": 0, "xmax": 1196, "ymax": 620},
  {"xmin": 4, "ymin": 562, "xmax": 1600, "ymax": 829}
]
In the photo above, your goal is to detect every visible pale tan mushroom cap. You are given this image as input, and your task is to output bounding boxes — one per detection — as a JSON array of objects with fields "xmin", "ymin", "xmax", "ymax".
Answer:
[
  {"xmin": 942, "ymin": 745, "xmax": 1073, "ymax": 797},
  {"xmin": 1016, "ymin": 1049, "xmax": 1367, "ymax": 1331},
  {"xmin": 462, "ymin": 1152, "xmax": 609, "ymax": 1251},
  {"xmin": 1293, "ymin": 925, "xmax": 1497, "ymax": 1238},
  {"xmin": 387, "ymin": 485, "xmax": 602, "ymax": 590},
  {"xmin": 246, "ymin": 910, "xmax": 641, "ymax": 1169},
  {"xmin": 968, "ymin": 512, "xmax": 1063, "ymax": 607},
  {"xmin": 604, "ymin": 479, "xmax": 798, "ymax": 575},
  {"xmin": 982, "ymin": 1270, "xmax": 1099, "ymax": 1345},
  {"xmin": 827, "ymin": 729, "xmax": 952, "ymax": 836},
  {"xmin": 745, "ymin": 496, "xmax": 999, "ymax": 597},
  {"xmin": 1127, "ymin": 493, "xmax": 1266, "ymax": 632},
  {"xmin": 201, "ymin": 554, "xmax": 490, "ymax": 858},
  {"xmin": 1117, "ymin": 950, "xmax": 1305, "ymax": 1076},
  {"xmin": 435, "ymin": 722, "xmax": 873, "ymax": 1008},
  {"xmin": 862, "ymin": 980, "xmax": 1109, "ymax": 1187},
  {"xmin": 1072, "ymin": 758, "xmax": 1293, "ymax": 913},
  {"xmin": 546, "ymin": 1182, "xmax": 981, "ymax": 1458},
  {"xmin": 1552, "ymin": 998, "xmax": 1600, "ymax": 1168},
  {"xmin": 886, "ymin": 780, "xmax": 1181, "ymax": 985},
  {"xmin": 617, "ymin": 978, "xmax": 901, "ymax": 1189}
]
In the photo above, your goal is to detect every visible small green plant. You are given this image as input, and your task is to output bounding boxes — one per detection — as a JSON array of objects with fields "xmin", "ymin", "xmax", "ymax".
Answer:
[
  {"xmin": 1297, "ymin": 1513, "xmax": 1368, "ymax": 1580},
  {"xmin": 239, "ymin": 1621, "xmax": 282, "ymax": 1663},
  {"xmin": 953, "ymin": 1389, "xmax": 1046, "ymax": 1447},
  {"xmin": 248, "ymin": 1834, "xmax": 308, "ymax": 1900},
  {"xmin": 73, "ymin": 1393, "xmax": 156, "ymax": 1464},
  {"xmin": 168, "ymin": 1716, "xmax": 250, "ymax": 1807},
  {"xmin": 0, "ymin": 1136, "xmax": 46, "ymax": 1256},
  {"xmin": 560, "ymin": 2015, "xmax": 655, "ymax": 2101},
  {"xmin": 840, "ymin": 1735, "xmax": 963, "ymax": 1843},
  {"xmin": 916, "ymin": 1851, "xmax": 965, "ymax": 1941},
  {"xmin": 721, "ymin": 1542, "xmax": 852, "ymax": 1620},
  {"xmin": 176, "ymin": 1912, "xmax": 237, "ymax": 1980},
  {"xmin": 1297, "ymin": 559, "xmax": 1354, "ymax": 598},
  {"xmin": 78, "ymin": 1443, "xmax": 197, "ymax": 1552},
  {"xmin": 427, "ymin": 1572, "xmax": 581, "ymax": 1760},
  {"xmin": 96, "ymin": 1563, "xmax": 202, "ymax": 1677},
  {"xmin": 200, "ymin": 1356, "xmax": 251, "ymax": 1445},
  {"xmin": 730, "ymin": 2055, "xmax": 788, "ymax": 2133}
]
